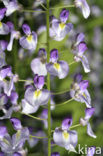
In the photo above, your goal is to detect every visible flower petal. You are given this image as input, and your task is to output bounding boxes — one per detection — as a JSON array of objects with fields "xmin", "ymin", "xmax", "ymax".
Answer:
[
  {"xmin": 85, "ymin": 108, "xmax": 95, "ymax": 120},
  {"xmin": 46, "ymin": 61, "xmax": 69, "ymax": 79},
  {"xmin": 22, "ymin": 99, "xmax": 39, "ymax": 114},
  {"xmin": 60, "ymin": 9, "xmax": 69, "ymax": 23},
  {"xmin": 0, "ymin": 22, "xmax": 9, "ymax": 35},
  {"xmin": 87, "ymin": 123, "xmax": 96, "ymax": 138},
  {"xmin": 62, "ymin": 117, "xmax": 72, "ymax": 130},
  {"xmin": 10, "ymin": 118, "xmax": 22, "ymax": 131},
  {"xmin": 87, "ymin": 147, "xmax": 96, "ymax": 156},
  {"xmin": 31, "ymin": 58, "xmax": 47, "ymax": 76},
  {"xmin": 80, "ymin": 55, "xmax": 90, "ymax": 73}
]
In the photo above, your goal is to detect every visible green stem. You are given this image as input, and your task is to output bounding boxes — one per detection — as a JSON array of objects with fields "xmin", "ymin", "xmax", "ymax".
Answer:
[
  {"xmin": 55, "ymin": 98, "xmax": 74, "ymax": 107},
  {"xmin": 30, "ymin": 135, "xmax": 48, "ymax": 139},
  {"xmin": 18, "ymin": 79, "xmax": 34, "ymax": 83},
  {"xmin": 46, "ymin": 0, "xmax": 51, "ymax": 155},
  {"xmin": 50, "ymin": 4, "xmax": 75, "ymax": 10},
  {"xmin": 21, "ymin": 113, "xmax": 46, "ymax": 121},
  {"xmin": 51, "ymin": 88, "xmax": 70, "ymax": 95},
  {"xmin": 40, "ymin": 3, "xmax": 47, "ymax": 10},
  {"xmin": 69, "ymin": 61, "xmax": 76, "ymax": 66},
  {"xmin": 21, "ymin": 9, "xmax": 46, "ymax": 13},
  {"xmin": 70, "ymin": 124, "xmax": 81, "ymax": 129}
]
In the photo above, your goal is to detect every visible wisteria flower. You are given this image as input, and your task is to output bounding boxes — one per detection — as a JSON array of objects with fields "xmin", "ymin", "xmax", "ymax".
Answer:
[
  {"xmin": 23, "ymin": 75, "xmax": 50, "ymax": 114},
  {"xmin": 1, "ymin": 0, "xmax": 20, "ymax": 16},
  {"xmin": 87, "ymin": 147, "xmax": 96, "ymax": 156},
  {"xmin": 70, "ymin": 74, "xmax": 91, "ymax": 108},
  {"xmin": 51, "ymin": 152, "xmax": 60, "ymax": 156},
  {"xmin": 46, "ymin": 49, "xmax": 69, "ymax": 79},
  {"xmin": 50, "ymin": 9, "xmax": 73, "ymax": 41},
  {"xmin": 19, "ymin": 24, "xmax": 37, "ymax": 52},
  {"xmin": 72, "ymin": 33, "xmax": 90, "ymax": 73},
  {"xmin": 0, "ymin": 40, "xmax": 8, "ymax": 53},
  {"xmin": 80, "ymin": 108, "xmax": 97, "ymax": 138},
  {"xmin": 0, "ymin": 126, "xmax": 8, "ymax": 139},
  {"xmin": 28, "ymin": 129, "xmax": 46, "ymax": 148},
  {"xmin": 53, "ymin": 117, "xmax": 78, "ymax": 152},
  {"xmin": 31, "ymin": 48, "xmax": 47, "ymax": 76},
  {"xmin": 0, "ymin": 91, "xmax": 19, "ymax": 120},
  {"xmin": 0, "ymin": 8, "xmax": 9, "ymax": 35},
  {"xmin": 7, "ymin": 21, "xmax": 20, "ymax": 51},
  {"xmin": 0, "ymin": 40, "xmax": 8, "ymax": 68},
  {"xmin": 75, "ymin": 0, "xmax": 90, "ymax": 19},
  {"xmin": 39, "ymin": 109, "xmax": 50, "ymax": 129},
  {"xmin": 0, "ymin": 124, "xmax": 29, "ymax": 155}
]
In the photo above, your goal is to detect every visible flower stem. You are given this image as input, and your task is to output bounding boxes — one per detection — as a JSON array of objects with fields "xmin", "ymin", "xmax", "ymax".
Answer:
[
  {"xmin": 51, "ymin": 88, "xmax": 70, "ymax": 95},
  {"xmin": 21, "ymin": 9, "xmax": 46, "ymax": 13},
  {"xmin": 70, "ymin": 124, "xmax": 81, "ymax": 129},
  {"xmin": 50, "ymin": 4, "xmax": 75, "ymax": 10},
  {"xmin": 69, "ymin": 61, "xmax": 76, "ymax": 66},
  {"xmin": 40, "ymin": 3, "xmax": 47, "ymax": 10},
  {"xmin": 18, "ymin": 79, "xmax": 34, "ymax": 83},
  {"xmin": 55, "ymin": 98, "xmax": 74, "ymax": 107},
  {"xmin": 46, "ymin": 0, "xmax": 51, "ymax": 155},
  {"xmin": 30, "ymin": 135, "xmax": 48, "ymax": 139},
  {"xmin": 22, "ymin": 113, "xmax": 46, "ymax": 121}
]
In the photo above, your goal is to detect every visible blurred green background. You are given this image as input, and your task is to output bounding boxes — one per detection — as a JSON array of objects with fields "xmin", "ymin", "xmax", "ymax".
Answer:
[{"xmin": 0, "ymin": 0, "xmax": 103, "ymax": 155}]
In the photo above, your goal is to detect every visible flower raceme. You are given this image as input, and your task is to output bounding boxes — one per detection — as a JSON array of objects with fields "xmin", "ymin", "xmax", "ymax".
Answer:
[
  {"xmin": 72, "ymin": 33, "xmax": 90, "ymax": 73},
  {"xmin": 19, "ymin": 24, "xmax": 37, "ymax": 52},
  {"xmin": 46, "ymin": 49, "xmax": 69, "ymax": 79},
  {"xmin": 75, "ymin": 0, "xmax": 90, "ymax": 19},
  {"xmin": 22, "ymin": 74, "xmax": 50, "ymax": 114},
  {"xmin": 70, "ymin": 74, "xmax": 91, "ymax": 108},
  {"xmin": 53, "ymin": 117, "xmax": 78, "ymax": 152},
  {"xmin": 50, "ymin": 9, "xmax": 73, "ymax": 41}
]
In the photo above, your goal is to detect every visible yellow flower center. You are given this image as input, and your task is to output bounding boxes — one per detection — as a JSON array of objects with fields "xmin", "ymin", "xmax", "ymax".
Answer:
[
  {"xmin": 27, "ymin": 35, "xmax": 33, "ymax": 42},
  {"xmin": 34, "ymin": 90, "xmax": 41, "ymax": 98},
  {"xmin": 62, "ymin": 131, "xmax": 69, "ymax": 141},
  {"xmin": 0, "ymin": 21, "xmax": 2, "ymax": 28},
  {"xmin": 59, "ymin": 23, "xmax": 65, "ymax": 30},
  {"xmin": 54, "ymin": 63, "xmax": 60, "ymax": 70}
]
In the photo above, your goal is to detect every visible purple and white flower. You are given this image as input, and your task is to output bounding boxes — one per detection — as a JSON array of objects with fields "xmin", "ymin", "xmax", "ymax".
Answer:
[
  {"xmin": 87, "ymin": 147, "xmax": 96, "ymax": 156},
  {"xmin": 53, "ymin": 117, "xmax": 78, "ymax": 152},
  {"xmin": 0, "ymin": 126, "xmax": 8, "ymax": 139},
  {"xmin": 22, "ymin": 75, "xmax": 50, "ymax": 114},
  {"xmin": 80, "ymin": 108, "xmax": 97, "ymax": 138},
  {"xmin": 1, "ymin": 0, "xmax": 20, "ymax": 16},
  {"xmin": 50, "ymin": 9, "xmax": 73, "ymax": 41},
  {"xmin": 0, "ymin": 91, "xmax": 19, "ymax": 120},
  {"xmin": 0, "ymin": 127, "xmax": 29, "ymax": 155},
  {"xmin": 31, "ymin": 48, "xmax": 47, "ymax": 76},
  {"xmin": 19, "ymin": 24, "xmax": 37, "ymax": 52},
  {"xmin": 7, "ymin": 21, "xmax": 20, "ymax": 51},
  {"xmin": 46, "ymin": 49, "xmax": 69, "ymax": 79},
  {"xmin": 75, "ymin": 0, "xmax": 90, "ymax": 19},
  {"xmin": 70, "ymin": 74, "xmax": 91, "ymax": 108},
  {"xmin": 72, "ymin": 33, "xmax": 90, "ymax": 73},
  {"xmin": 0, "ymin": 8, "xmax": 9, "ymax": 35}
]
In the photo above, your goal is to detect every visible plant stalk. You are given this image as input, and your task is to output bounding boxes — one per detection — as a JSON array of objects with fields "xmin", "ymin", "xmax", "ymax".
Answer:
[{"xmin": 46, "ymin": 0, "xmax": 51, "ymax": 155}]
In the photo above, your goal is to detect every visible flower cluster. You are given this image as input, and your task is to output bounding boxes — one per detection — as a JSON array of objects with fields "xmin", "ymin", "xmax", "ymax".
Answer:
[{"xmin": 0, "ymin": 0, "xmax": 97, "ymax": 155}]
